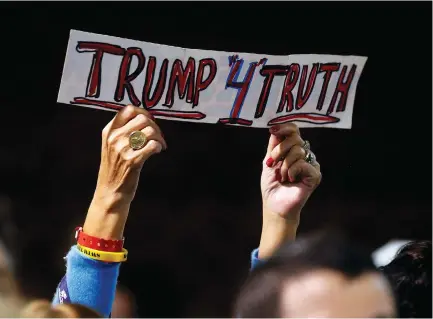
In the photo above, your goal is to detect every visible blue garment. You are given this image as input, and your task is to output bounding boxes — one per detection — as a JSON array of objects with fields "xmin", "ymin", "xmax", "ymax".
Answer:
[
  {"xmin": 52, "ymin": 246, "xmax": 120, "ymax": 317},
  {"xmin": 52, "ymin": 246, "xmax": 263, "ymax": 317},
  {"xmin": 250, "ymin": 248, "xmax": 266, "ymax": 270}
]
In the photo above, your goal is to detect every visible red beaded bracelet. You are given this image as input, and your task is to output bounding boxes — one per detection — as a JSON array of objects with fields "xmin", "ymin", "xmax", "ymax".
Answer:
[{"xmin": 75, "ymin": 227, "xmax": 124, "ymax": 252}]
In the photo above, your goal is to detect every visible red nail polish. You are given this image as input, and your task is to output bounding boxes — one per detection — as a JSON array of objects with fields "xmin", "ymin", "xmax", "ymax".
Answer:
[
  {"xmin": 270, "ymin": 125, "xmax": 279, "ymax": 133},
  {"xmin": 266, "ymin": 157, "xmax": 274, "ymax": 168}
]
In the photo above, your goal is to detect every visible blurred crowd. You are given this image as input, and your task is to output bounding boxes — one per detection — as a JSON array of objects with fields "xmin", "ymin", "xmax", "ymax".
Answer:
[{"xmin": 0, "ymin": 225, "xmax": 431, "ymax": 317}]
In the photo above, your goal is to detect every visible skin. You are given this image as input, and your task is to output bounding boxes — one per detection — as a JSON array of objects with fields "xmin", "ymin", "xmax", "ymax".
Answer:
[
  {"xmin": 259, "ymin": 123, "xmax": 321, "ymax": 259},
  {"xmin": 280, "ymin": 270, "xmax": 396, "ymax": 318},
  {"xmin": 0, "ymin": 247, "xmax": 20, "ymax": 317},
  {"xmin": 83, "ymin": 105, "xmax": 166, "ymax": 240},
  {"xmin": 111, "ymin": 289, "xmax": 135, "ymax": 318}
]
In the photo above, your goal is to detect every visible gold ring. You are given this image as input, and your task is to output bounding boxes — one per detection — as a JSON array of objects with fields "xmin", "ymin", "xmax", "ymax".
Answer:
[{"xmin": 129, "ymin": 131, "xmax": 147, "ymax": 150}]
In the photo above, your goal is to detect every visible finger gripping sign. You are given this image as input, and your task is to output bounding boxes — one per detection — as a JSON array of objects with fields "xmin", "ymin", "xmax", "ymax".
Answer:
[{"xmin": 58, "ymin": 30, "xmax": 367, "ymax": 129}]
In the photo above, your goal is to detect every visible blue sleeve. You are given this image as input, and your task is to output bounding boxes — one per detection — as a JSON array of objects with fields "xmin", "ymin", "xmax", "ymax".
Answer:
[
  {"xmin": 250, "ymin": 248, "xmax": 267, "ymax": 270},
  {"xmin": 52, "ymin": 245, "xmax": 121, "ymax": 317}
]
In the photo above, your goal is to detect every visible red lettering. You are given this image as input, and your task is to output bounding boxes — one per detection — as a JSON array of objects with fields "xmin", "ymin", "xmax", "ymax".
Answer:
[
  {"xmin": 277, "ymin": 64, "xmax": 300, "ymax": 113},
  {"xmin": 163, "ymin": 58, "xmax": 196, "ymax": 107},
  {"xmin": 326, "ymin": 64, "xmax": 357, "ymax": 115},
  {"xmin": 268, "ymin": 113, "xmax": 340, "ymax": 126},
  {"xmin": 142, "ymin": 57, "xmax": 169, "ymax": 109},
  {"xmin": 76, "ymin": 42, "xmax": 125, "ymax": 98},
  {"xmin": 255, "ymin": 65, "xmax": 287, "ymax": 118},
  {"xmin": 296, "ymin": 64, "xmax": 319, "ymax": 110},
  {"xmin": 115, "ymin": 47, "xmax": 145, "ymax": 107},
  {"xmin": 193, "ymin": 58, "xmax": 217, "ymax": 107},
  {"xmin": 316, "ymin": 63, "xmax": 340, "ymax": 111}
]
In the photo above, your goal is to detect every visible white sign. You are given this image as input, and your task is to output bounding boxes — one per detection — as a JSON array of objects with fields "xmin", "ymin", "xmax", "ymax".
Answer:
[{"xmin": 58, "ymin": 30, "xmax": 367, "ymax": 129}]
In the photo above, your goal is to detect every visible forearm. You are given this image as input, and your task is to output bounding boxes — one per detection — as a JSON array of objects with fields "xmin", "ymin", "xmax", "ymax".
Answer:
[
  {"xmin": 258, "ymin": 206, "xmax": 299, "ymax": 260},
  {"xmin": 52, "ymin": 106, "xmax": 160, "ymax": 316},
  {"xmin": 54, "ymin": 189, "xmax": 132, "ymax": 316},
  {"xmin": 83, "ymin": 188, "xmax": 131, "ymax": 240}
]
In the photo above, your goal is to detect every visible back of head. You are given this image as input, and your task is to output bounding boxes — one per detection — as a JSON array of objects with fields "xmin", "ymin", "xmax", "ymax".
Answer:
[
  {"xmin": 0, "ymin": 291, "xmax": 20, "ymax": 318},
  {"xmin": 20, "ymin": 300, "xmax": 54, "ymax": 318},
  {"xmin": 0, "ymin": 241, "xmax": 20, "ymax": 318},
  {"xmin": 111, "ymin": 284, "xmax": 137, "ymax": 318},
  {"xmin": 234, "ymin": 231, "xmax": 392, "ymax": 318},
  {"xmin": 21, "ymin": 300, "xmax": 102, "ymax": 318},
  {"xmin": 381, "ymin": 240, "xmax": 432, "ymax": 318}
]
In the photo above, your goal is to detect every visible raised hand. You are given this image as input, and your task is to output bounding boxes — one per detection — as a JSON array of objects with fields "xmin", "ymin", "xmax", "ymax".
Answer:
[
  {"xmin": 261, "ymin": 123, "xmax": 321, "ymax": 220},
  {"xmin": 259, "ymin": 123, "xmax": 321, "ymax": 258},
  {"xmin": 84, "ymin": 105, "xmax": 167, "ymax": 240}
]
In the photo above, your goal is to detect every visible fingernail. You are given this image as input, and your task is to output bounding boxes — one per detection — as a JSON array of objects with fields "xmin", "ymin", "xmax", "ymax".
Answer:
[
  {"xmin": 266, "ymin": 157, "xmax": 274, "ymax": 168},
  {"xmin": 270, "ymin": 125, "xmax": 279, "ymax": 133}
]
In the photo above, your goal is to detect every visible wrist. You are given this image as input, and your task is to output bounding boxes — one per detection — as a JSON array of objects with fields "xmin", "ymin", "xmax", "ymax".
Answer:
[
  {"xmin": 95, "ymin": 167, "xmax": 141, "ymax": 201},
  {"xmin": 262, "ymin": 204, "xmax": 301, "ymax": 227},
  {"xmin": 258, "ymin": 207, "xmax": 300, "ymax": 260}
]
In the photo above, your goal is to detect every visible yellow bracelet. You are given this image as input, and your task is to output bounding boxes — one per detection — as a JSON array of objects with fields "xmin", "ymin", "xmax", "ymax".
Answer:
[{"xmin": 77, "ymin": 244, "xmax": 128, "ymax": 262}]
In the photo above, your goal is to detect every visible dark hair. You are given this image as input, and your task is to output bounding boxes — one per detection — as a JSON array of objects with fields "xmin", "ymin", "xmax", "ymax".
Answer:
[
  {"xmin": 380, "ymin": 240, "xmax": 431, "ymax": 318},
  {"xmin": 234, "ymin": 231, "xmax": 379, "ymax": 318}
]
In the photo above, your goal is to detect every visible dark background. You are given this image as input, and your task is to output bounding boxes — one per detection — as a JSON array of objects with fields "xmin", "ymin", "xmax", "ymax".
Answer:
[{"xmin": 0, "ymin": 2, "xmax": 431, "ymax": 317}]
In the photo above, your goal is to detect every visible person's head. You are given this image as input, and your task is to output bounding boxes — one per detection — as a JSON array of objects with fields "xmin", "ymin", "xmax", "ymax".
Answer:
[
  {"xmin": 0, "ymin": 240, "xmax": 20, "ymax": 317},
  {"xmin": 0, "ymin": 268, "xmax": 20, "ymax": 317},
  {"xmin": 234, "ymin": 231, "xmax": 396, "ymax": 318},
  {"xmin": 380, "ymin": 240, "xmax": 431, "ymax": 318},
  {"xmin": 20, "ymin": 300, "xmax": 101, "ymax": 318},
  {"xmin": 111, "ymin": 284, "xmax": 137, "ymax": 318}
]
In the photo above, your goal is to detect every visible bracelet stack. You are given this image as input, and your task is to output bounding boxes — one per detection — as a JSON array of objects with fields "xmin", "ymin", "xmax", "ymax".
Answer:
[{"xmin": 75, "ymin": 227, "xmax": 128, "ymax": 262}]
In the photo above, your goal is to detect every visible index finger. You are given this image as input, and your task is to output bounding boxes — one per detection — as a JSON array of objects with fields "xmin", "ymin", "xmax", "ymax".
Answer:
[
  {"xmin": 111, "ymin": 105, "xmax": 154, "ymax": 130},
  {"xmin": 265, "ymin": 134, "xmax": 282, "ymax": 158},
  {"xmin": 269, "ymin": 123, "xmax": 300, "ymax": 137}
]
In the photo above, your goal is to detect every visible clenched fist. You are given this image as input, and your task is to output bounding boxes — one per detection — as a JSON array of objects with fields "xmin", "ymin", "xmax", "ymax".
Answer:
[
  {"xmin": 259, "ymin": 123, "xmax": 321, "ymax": 259},
  {"xmin": 261, "ymin": 123, "xmax": 321, "ymax": 221},
  {"xmin": 96, "ymin": 105, "xmax": 167, "ymax": 200}
]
